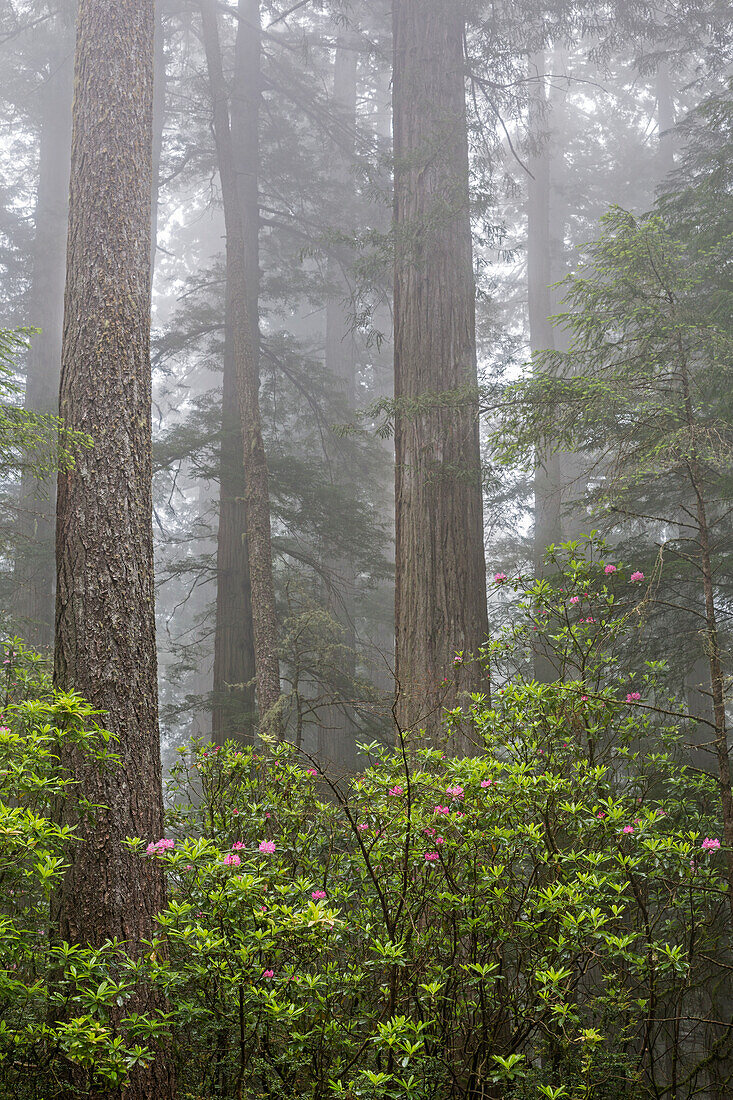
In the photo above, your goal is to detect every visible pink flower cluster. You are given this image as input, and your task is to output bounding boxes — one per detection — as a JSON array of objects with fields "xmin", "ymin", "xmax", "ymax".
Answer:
[
  {"xmin": 702, "ymin": 837, "xmax": 721, "ymax": 851},
  {"xmin": 424, "ymin": 852, "xmax": 439, "ymax": 862},
  {"xmin": 569, "ymin": 595, "xmax": 580, "ymax": 605},
  {"xmin": 480, "ymin": 779, "xmax": 492, "ymax": 788},
  {"xmin": 311, "ymin": 889, "xmax": 327, "ymax": 900},
  {"xmin": 262, "ymin": 969, "xmax": 274, "ymax": 979},
  {"xmin": 232, "ymin": 841, "xmax": 245, "ymax": 850},
  {"xmin": 434, "ymin": 805, "xmax": 450, "ymax": 815},
  {"xmin": 604, "ymin": 564, "xmax": 617, "ymax": 574},
  {"xmin": 259, "ymin": 840, "xmax": 276, "ymax": 854},
  {"xmin": 146, "ymin": 838, "xmax": 174, "ymax": 854},
  {"xmin": 223, "ymin": 853, "xmax": 241, "ymax": 866},
  {"xmin": 630, "ymin": 571, "xmax": 644, "ymax": 582},
  {"xmin": 493, "ymin": 572, "xmax": 508, "ymax": 583},
  {"xmin": 626, "ymin": 692, "xmax": 641, "ymax": 702},
  {"xmin": 306, "ymin": 768, "xmax": 318, "ymax": 777},
  {"xmin": 446, "ymin": 785, "xmax": 464, "ymax": 799},
  {"xmin": 622, "ymin": 825, "xmax": 634, "ymax": 834},
  {"xmin": 388, "ymin": 786, "xmax": 404, "ymax": 796}
]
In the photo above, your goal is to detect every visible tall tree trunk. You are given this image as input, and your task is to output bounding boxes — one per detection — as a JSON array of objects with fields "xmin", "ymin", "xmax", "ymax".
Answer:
[
  {"xmin": 212, "ymin": 0, "xmax": 259, "ymax": 743},
  {"xmin": 392, "ymin": 0, "xmax": 489, "ymax": 748},
  {"xmin": 201, "ymin": 0, "xmax": 280, "ymax": 729},
  {"xmin": 527, "ymin": 51, "xmax": 562, "ymax": 682},
  {"xmin": 13, "ymin": 17, "xmax": 73, "ymax": 648},
  {"xmin": 52, "ymin": 0, "xmax": 174, "ymax": 1094},
  {"xmin": 151, "ymin": 0, "xmax": 166, "ymax": 277},
  {"xmin": 319, "ymin": 31, "xmax": 360, "ymax": 771}
]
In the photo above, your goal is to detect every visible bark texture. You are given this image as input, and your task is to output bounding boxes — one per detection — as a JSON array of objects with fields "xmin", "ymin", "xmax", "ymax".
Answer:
[
  {"xmin": 201, "ymin": 0, "xmax": 281, "ymax": 728},
  {"xmin": 212, "ymin": 0, "xmax": 259, "ymax": 743},
  {"xmin": 13, "ymin": 18, "xmax": 73, "ymax": 648},
  {"xmin": 392, "ymin": 0, "xmax": 489, "ymax": 747},
  {"xmin": 53, "ymin": 0, "xmax": 173, "ymax": 1094}
]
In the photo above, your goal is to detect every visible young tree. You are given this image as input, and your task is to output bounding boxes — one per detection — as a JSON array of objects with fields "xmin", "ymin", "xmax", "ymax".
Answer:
[
  {"xmin": 52, "ymin": 0, "xmax": 175, "ymax": 1092},
  {"xmin": 200, "ymin": 0, "xmax": 281, "ymax": 729},
  {"xmin": 392, "ymin": 0, "xmax": 489, "ymax": 746},
  {"xmin": 497, "ymin": 188, "xmax": 733, "ymax": 918}
]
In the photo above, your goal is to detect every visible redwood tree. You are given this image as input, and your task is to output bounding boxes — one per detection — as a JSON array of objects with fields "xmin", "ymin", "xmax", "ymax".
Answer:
[
  {"xmin": 201, "ymin": 0, "xmax": 281, "ymax": 728},
  {"xmin": 392, "ymin": 0, "xmax": 489, "ymax": 745},
  {"xmin": 212, "ymin": 0, "xmax": 259, "ymax": 743},
  {"xmin": 53, "ymin": 0, "xmax": 174, "ymax": 1093},
  {"xmin": 13, "ymin": 10, "xmax": 73, "ymax": 647}
]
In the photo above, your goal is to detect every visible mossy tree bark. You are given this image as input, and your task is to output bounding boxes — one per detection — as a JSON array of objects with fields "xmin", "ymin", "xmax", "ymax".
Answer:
[
  {"xmin": 52, "ymin": 0, "xmax": 174, "ymax": 1093},
  {"xmin": 392, "ymin": 0, "xmax": 489, "ymax": 749}
]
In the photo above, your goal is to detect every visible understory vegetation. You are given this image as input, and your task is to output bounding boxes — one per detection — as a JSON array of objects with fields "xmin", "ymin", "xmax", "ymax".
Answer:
[{"xmin": 3, "ymin": 548, "xmax": 731, "ymax": 1099}]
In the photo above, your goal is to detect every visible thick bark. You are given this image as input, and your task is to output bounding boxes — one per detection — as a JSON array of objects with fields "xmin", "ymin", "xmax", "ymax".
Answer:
[
  {"xmin": 13, "ymin": 19, "xmax": 73, "ymax": 648},
  {"xmin": 201, "ymin": 0, "xmax": 281, "ymax": 728},
  {"xmin": 52, "ymin": 0, "xmax": 174, "ymax": 1094},
  {"xmin": 319, "ymin": 32, "xmax": 360, "ymax": 771},
  {"xmin": 392, "ymin": 0, "xmax": 489, "ymax": 748},
  {"xmin": 212, "ymin": 0, "xmax": 259, "ymax": 743}
]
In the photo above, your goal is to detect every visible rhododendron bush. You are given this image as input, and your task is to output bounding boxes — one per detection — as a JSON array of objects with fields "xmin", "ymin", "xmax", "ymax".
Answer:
[{"xmin": 2, "ymin": 550, "xmax": 732, "ymax": 1098}]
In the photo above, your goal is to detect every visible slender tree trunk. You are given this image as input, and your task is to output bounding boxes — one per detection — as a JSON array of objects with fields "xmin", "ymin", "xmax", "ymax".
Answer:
[
  {"xmin": 201, "ymin": 0, "xmax": 280, "ymax": 728},
  {"xmin": 52, "ymin": 0, "xmax": 174, "ymax": 1094},
  {"xmin": 212, "ymin": 0, "xmax": 259, "ymax": 743},
  {"xmin": 656, "ymin": 59, "xmax": 676, "ymax": 182},
  {"xmin": 392, "ymin": 0, "xmax": 489, "ymax": 748},
  {"xmin": 319, "ymin": 31, "xmax": 360, "ymax": 771},
  {"xmin": 680, "ymin": 355, "xmax": 733, "ymax": 926},
  {"xmin": 13, "ymin": 18, "xmax": 73, "ymax": 648},
  {"xmin": 527, "ymin": 51, "xmax": 563, "ymax": 683}
]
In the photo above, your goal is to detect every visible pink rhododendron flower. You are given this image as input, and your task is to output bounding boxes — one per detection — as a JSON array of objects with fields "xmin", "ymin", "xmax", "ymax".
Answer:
[
  {"xmin": 493, "ymin": 572, "xmax": 508, "ymax": 583},
  {"xmin": 311, "ymin": 890, "xmax": 327, "ymax": 900},
  {"xmin": 630, "ymin": 571, "xmax": 644, "ymax": 582},
  {"xmin": 604, "ymin": 564, "xmax": 617, "ymax": 574},
  {"xmin": 232, "ymin": 841, "xmax": 245, "ymax": 850},
  {"xmin": 357, "ymin": 823, "xmax": 368, "ymax": 831},
  {"xmin": 622, "ymin": 825, "xmax": 634, "ymax": 834},
  {"xmin": 597, "ymin": 811, "xmax": 607, "ymax": 819},
  {"xmin": 569, "ymin": 595, "xmax": 580, "ymax": 604},
  {"xmin": 453, "ymin": 655, "xmax": 463, "ymax": 666},
  {"xmin": 146, "ymin": 838, "xmax": 174, "ymax": 854},
  {"xmin": 434, "ymin": 805, "xmax": 450, "ymax": 815},
  {"xmin": 702, "ymin": 837, "xmax": 721, "ymax": 850},
  {"xmin": 223, "ymin": 853, "xmax": 241, "ymax": 866},
  {"xmin": 436, "ymin": 836, "xmax": 444, "ymax": 845},
  {"xmin": 446, "ymin": 785, "xmax": 464, "ymax": 799},
  {"xmin": 306, "ymin": 768, "xmax": 317, "ymax": 777},
  {"xmin": 626, "ymin": 692, "xmax": 641, "ymax": 702},
  {"xmin": 388, "ymin": 786, "xmax": 404, "ymax": 796},
  {"xmin": 259, "ymin": 840, "xmax": 276, "ymax": 854},
  {"xmin": 262, "ymin": 969, "xmax": 274, "ymax": 979},
  {"xmin": 581, "ymin": 695, "xmax": 589, "ymax": 702},
  {"xmin": 424, "ymin": 852, "xmax": 439, "ymax": 862},
  {"xmin": 480, "ymin": 779, "xmax": 492, "ymax": 788}
]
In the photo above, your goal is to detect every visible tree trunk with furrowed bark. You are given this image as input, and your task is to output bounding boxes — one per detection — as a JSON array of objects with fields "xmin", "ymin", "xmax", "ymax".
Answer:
[
  {"xmin": 52, "ymin": 0, "xmax": 174, "ymax": 1093},
  {"xmin": 392, "ymin": 0, "xmax": 489, "ymax": 749}
]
